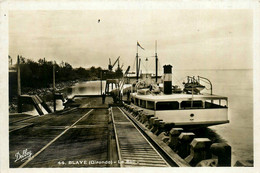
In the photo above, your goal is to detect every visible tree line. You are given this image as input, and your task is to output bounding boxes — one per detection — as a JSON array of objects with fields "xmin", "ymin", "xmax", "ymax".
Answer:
[
  {"xmin": 9, "ymin": 56, "xmax": 123, "ymax": 100},
  {"xmin": 16, "ymin": 57, "xmax": 105, "ymax": 88}
]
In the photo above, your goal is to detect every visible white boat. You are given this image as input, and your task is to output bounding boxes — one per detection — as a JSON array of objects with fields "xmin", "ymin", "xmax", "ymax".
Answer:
[
  {"xmin": 125, "ymin": 42, "xmax": 229, "ymax": 129},
  {"xmin": 129, "ymin": 90, "xmax": 229, "ymax": 128}
]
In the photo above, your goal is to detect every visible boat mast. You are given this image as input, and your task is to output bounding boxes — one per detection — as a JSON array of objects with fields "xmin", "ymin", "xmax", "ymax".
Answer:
[
  {"xmin": 138, "ymin": 58, "xmax": 141, "ymax": 78},
  {"xmin": 136, "ymin": 41, "xmax": 139, "ymax": 82},
  {"xmin": 155, "ymin": 40, "xmax": 158, "ymax": 83}
]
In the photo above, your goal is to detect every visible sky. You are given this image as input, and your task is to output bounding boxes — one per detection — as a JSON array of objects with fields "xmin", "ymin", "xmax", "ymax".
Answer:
[{"xmin": 9, "ymin": 10, "xmax": 253, "ymax": 72}]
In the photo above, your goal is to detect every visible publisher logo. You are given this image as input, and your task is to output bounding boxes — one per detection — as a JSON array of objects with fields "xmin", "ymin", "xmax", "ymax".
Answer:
[{"xmin": 14, "ymin": 149, "xmax": 32, "ymax": 162}]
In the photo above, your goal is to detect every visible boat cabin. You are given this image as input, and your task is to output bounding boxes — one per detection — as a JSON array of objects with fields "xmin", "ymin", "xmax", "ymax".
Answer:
[
  {"xmin": 130, "ymin": 93, "xmax": 228, "ymax": 111},
  {"xmin": 130, "ymin": 93, "xmax": 229, "ymax": 127}
]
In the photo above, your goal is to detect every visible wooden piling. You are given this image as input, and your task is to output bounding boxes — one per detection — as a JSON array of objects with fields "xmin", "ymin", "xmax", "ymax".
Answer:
[{"xmin": 17, "ymin": 55, "xmax": 22, "ymax": 113}]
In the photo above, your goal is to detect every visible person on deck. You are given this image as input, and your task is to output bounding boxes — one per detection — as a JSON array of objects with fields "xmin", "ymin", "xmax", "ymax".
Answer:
[{"xmin": 102, "ymin": 92, "xmax": 106, "ymax": 104}]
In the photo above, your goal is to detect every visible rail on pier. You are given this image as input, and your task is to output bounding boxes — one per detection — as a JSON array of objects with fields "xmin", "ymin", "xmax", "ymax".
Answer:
[
  {"xmin": 110, "ymin": 107, "xmax": 171, "ymax": 167},
  {"xmin": 121, "ymin": 102, "xmax": 233, "ymax": 167}
]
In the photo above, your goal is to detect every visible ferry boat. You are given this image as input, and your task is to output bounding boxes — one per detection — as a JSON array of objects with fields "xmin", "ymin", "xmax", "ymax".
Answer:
[
  {"xmin": 126, "ymin": 42, "xmax": 229, "ymax": 129},
  {"xmin": 130, "ymin": 91, "xmax": 229, "ymax": 128}
]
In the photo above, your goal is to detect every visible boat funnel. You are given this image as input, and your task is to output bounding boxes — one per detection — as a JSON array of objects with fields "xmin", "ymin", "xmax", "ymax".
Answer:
[{"xmin": 163, "ymin": 65, "xmax": 172, "ymax": 94}]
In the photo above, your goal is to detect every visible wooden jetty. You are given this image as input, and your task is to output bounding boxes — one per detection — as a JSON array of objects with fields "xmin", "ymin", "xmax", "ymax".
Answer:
[{"xmin": 9, "ymin": 95, "xmax": 235, "ymax": 168}]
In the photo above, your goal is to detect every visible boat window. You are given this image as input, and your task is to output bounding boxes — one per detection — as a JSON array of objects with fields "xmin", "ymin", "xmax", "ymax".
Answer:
[
  {"xmin": 219, "ymin": 99, "xmax": 228, "ymax": 107},
  {"xmin": 205, "ymin": 99, "xmax": 227, "ymax": 108},
  {"xmin": 181, "ymin": 101, "xmax": 203, "ymax": 109},
  {"xmin": 140, "ymin": 99, "xmax": 146, "ymax": 108},
  {"xmin": 156, "ymin": 102, "xmax": 179, "ymax": 110},
  {"xmin": 147, "ymin": 101, "xmax": 154, "ymax": 110}
]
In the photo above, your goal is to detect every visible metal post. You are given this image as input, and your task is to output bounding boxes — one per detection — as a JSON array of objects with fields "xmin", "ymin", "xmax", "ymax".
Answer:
[
  {"xmin": 155, "ymin": 40, "xmax": 158, "ymax": 83},
  {"xmin": 17, "ymin": 55, "xmax": 22, "ymax": 113},
  {"xmin": 17, "ymin": 55, "xmax": 21, "ymax": 96},
  {"xmin": 136, "ymin": 53, "xmax": 138, "ymax": 81},
  {"xmin": 53, "ymin": 64, "xmax": 56, "ymax": 112}
]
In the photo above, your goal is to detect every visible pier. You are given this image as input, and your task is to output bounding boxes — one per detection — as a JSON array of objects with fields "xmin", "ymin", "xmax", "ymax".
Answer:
[
  {"xmin": 9, "ymin": 94, "xmax": 238, "ymax": 168},
  {"xmin": 9, "ymin": 56, "xmax": 243, "ymax": 167}
]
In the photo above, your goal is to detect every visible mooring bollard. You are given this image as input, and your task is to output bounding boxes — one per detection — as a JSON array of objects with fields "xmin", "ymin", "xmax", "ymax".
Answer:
[
  {"xmin": 143, "ymin": 114, "xmax": 153, "ymax": 127},
  {"xmin": 140, "ymin": 112, "xmax": 151, "ymax": 124},
  {"xmin": 154, "ymin": 121, "xmax": 165, "ymax": 136},
  {"xmin": 167, "ymin": 128, "xmax": 184, "ymax": 151},
  {"xmin": 144, "ymin": 118, "xmax": 151, "ymax": 127},
  {"xmin": 133, "ymin": 108, "xmax": 143, "ymax": 117},
  {"xmin": 185, "ymin": 138, "xmax": 212, "ymax": 166},
  {"xmin": 143, "ymin": 114, "xmax": 154, "ymax": 124},
  {"xmin": 150, "ymin": 119, "xmax": 162, "ymax": 133},
  {"xmin": 158, "ymin": 132, "xmax": 170, "ymax": 143},
  {"xmin": 138, "ymin": 112, "xmax": 145, "ymax": 123},
  {"xmin": 138, "ymin": 111, "xmax": 144, "ymax": 121},
  {"xmin": 148, "ymin": 117, "xmax": 158, "ymax": 129},
  {"xmin": 136, "ymin": 112, "xmax": 141, "ymax": 121},
  {"xmin": 176, "ymin": 132, "xmax": 196, "ymax": 159},
  {"xmin": 132, "ymin": 108, "xmax": 138, "ymax": 116},
  {"xmin": 210, "ymin": 143, "xmax": 231, "ymax": 167}
]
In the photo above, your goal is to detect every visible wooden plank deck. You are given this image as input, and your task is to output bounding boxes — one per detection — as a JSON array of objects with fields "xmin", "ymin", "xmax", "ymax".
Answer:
[{"xmin": 9, "ymin": 96, "xmax": 116, "ymax": 168}]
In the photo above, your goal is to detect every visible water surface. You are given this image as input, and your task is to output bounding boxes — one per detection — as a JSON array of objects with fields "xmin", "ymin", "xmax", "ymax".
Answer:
[{"xmin": 173, "ymin": 69, "xmax": 253, "ymax": 164}]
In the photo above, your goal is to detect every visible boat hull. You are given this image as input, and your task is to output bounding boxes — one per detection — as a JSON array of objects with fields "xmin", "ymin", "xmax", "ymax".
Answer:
[
  {"xmin": 155, "ymin": 108, "xmax": 228, "ymax": 125},
  {"xmin": 129, "ymin": 103, "xmax": 229, "ymax": 129}
]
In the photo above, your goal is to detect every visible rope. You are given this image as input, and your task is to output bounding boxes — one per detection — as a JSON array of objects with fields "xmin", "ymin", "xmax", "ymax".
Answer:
[
  {"xmin": 172, "ymin": 75, "xmax": 186, "ymax": 87},
  {"xmin": 140, "ymin": 60, "xmax": 148, "ymax": 74},
  {"xmin": 132, "ymin": 57, "xmax": 136, "ymax": 74}
]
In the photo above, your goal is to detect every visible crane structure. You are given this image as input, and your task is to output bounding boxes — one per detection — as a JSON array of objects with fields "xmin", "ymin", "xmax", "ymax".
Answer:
[{"xmin": 108, "ymin": 56, "xmax": 120, "ymax": 71}]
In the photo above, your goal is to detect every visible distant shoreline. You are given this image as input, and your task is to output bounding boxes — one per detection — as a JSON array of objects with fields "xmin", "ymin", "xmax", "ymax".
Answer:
[{"xmin": 174, "ymin": 69, "xmax": 253, "ymax": 71}]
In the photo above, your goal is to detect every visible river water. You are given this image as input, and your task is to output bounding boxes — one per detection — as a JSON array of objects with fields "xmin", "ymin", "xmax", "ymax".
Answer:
[
  {"xmin": 173, "ymin": 69, "xmax": 253, "ymax": 165},
  {"xmin": 22, "ymin": 69, "xmax": 253, "ymax": 165},
  {"xmin": 23, "ymin": 81, "xmax": 108, "ymax": 114}
]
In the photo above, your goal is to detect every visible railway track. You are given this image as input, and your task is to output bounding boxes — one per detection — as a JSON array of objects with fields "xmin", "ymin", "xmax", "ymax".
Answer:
[{"xmin": 111, "ymin": 107, "xmax": 174, "ymax": 167}]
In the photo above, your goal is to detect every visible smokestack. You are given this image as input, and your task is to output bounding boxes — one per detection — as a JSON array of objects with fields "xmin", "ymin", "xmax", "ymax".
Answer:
[{"xmin": 163, "ymin": 65, "xmax": 172, "ymax": 94}]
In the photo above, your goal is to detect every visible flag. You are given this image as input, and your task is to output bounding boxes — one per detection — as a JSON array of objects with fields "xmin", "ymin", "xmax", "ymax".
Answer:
[{"xmin": 137, "ymin": 42, "xmax": 145, "ymax": 50}]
